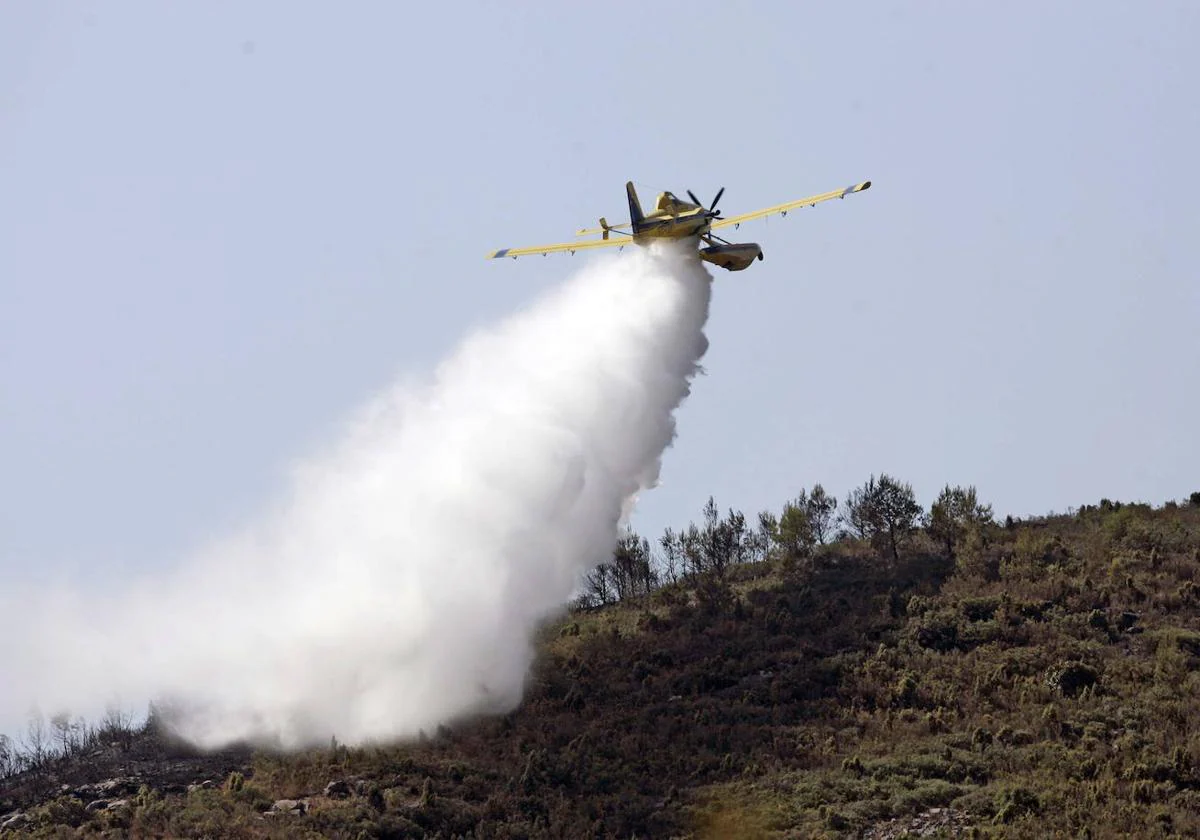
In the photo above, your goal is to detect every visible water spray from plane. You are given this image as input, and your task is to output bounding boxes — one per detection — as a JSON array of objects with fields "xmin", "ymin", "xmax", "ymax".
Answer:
[{"xmin": 0, "ymin": 239, "xmax": 713, "ymax": 749}]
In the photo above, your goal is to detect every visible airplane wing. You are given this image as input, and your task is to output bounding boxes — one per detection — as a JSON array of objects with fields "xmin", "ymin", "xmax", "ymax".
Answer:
[
  {"xmin": 709, "ymin": 180, "xmax": 871, "ymax": 230},
  {"xmin": 487, "ymin": 236, "xmax": 632, "ymax": 260}
]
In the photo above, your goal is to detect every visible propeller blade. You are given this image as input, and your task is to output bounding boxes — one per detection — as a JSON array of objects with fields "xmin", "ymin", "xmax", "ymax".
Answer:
[
  {"xmin": 686, "ymin": 189, "xmax": 702, "ymax": 207},
  {"xmin": 709, "ymin": 187, "xmax": 725, "ymax": 212}
]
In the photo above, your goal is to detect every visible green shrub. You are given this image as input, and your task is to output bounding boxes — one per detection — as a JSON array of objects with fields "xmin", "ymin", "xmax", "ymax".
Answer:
[
  {"xmin": 39, "ymin": 795, "xmax": 89, "ymax": 829},
  {"xmin": 894, "ymin": 672, "xmax": 920, "ymax": 708},
  {"xmin": 993, "ymin": 786, "xmax": 1040, "ymax": 823}
]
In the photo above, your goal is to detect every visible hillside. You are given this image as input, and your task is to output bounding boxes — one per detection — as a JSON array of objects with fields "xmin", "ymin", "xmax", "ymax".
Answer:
[{"xmin": 3, "ymin": 483, "xmax": 1200, "ymax": 839}]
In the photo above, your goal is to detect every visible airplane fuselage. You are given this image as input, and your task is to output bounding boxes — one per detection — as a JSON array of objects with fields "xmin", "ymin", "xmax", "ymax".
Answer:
[
  {"xmin": 630, "ymin": 212, "xmax": 711, "ymax": 242},
  {"xmin": 626, "ymin": 186, "xmax": 761, "ymax": 271}
]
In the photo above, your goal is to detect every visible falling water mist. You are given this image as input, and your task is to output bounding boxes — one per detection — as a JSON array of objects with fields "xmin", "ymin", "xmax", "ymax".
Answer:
[{"xmin": 0, "ymin": 240, "xmax": 713, "ymax": 750}]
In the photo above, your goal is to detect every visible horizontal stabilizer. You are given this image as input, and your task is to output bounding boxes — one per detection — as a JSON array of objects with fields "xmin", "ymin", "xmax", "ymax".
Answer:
[{"xmin": 575, "ymin": 220, "xmax": 631, "ymax": 237}]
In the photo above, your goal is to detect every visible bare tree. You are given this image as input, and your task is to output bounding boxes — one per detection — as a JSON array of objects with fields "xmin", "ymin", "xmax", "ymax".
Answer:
[
  {"xmin": 610, "ymin": 529, "xmax": 656, "ymax": 600},
  {"xmin": 73, "ymin": 715, "xmax": 92, "ymax": 754},
  {"xmin": 679, "ymin": 497, "xmax": 752, "ymax": 578},
  {"xmin": 0, "ymin": 734, "xmax": 16, "ymax": 778},
  {"xmin": 584, "ymin": 563, "xmax": 614, "ymax": 606},
  {"xmin": 754, "ymin": 511, "xmax": 778, "ymax": 562},
  {"xmin": 22, "ymin": 709, "xmax": 49, "ymax": 769},
  {"xmin": 658, "ymin": 527, "xmax": 682, "ymax": 584},
  {"xmin": 100, "ymin": 701, "xmax": 137, "ymax": 749},
  {"xmin": 50, "ymin": 710, "xmax": 72, "ymax": 759}
]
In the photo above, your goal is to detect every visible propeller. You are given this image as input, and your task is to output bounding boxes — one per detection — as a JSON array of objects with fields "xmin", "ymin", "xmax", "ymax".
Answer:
[{"xmin": 687, "ymin": 187, "xmax": 725, "ymax": 218}]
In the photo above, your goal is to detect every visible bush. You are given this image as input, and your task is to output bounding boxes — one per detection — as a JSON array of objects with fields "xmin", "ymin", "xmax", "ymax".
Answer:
[
  {"xmin": 1046, "ymin": 662, "xmax": 1100, "ymax": 697},
  {"xmin": 994, "ymin": 786, "xmax": 1040, "ymax": 823},
  {"xmin": 962, "ymin": 596, "xmax": 1001, "ymax": 622},
  {"xmin": 39, "ymin": 795, "xmax": 89, "ymax": 829}
]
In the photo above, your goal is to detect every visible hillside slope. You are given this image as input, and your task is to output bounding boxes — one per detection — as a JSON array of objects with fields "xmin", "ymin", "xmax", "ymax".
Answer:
[{"xmin": 3, "ymin": 494, "xmax": 1199, "ymax": 839}]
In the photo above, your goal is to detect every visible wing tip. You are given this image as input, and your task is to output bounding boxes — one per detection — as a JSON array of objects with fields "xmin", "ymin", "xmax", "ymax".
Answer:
[
  {"xmin": 840, "ymin": 180, "xmax": 872, "ymax": 199},
  {"xmin": 488, "ymin": 248, "xmax": 511, "ymax": 259}
]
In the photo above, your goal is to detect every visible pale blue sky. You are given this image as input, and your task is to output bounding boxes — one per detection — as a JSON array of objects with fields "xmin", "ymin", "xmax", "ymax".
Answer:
[{"xmin": 2, "ymin": 2, "xmax": 1197, "ymax": 583}]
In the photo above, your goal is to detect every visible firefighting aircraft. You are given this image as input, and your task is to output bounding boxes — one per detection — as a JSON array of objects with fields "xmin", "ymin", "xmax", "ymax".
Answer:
[{"xmin": 487, "ymin": 179, "xmax": 871, "ymax": 272}]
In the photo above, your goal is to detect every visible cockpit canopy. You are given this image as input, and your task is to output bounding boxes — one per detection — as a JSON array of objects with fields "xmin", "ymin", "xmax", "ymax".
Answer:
[{"xmin": 655, "ymin": 191, "xmax": 683, "ymax": 211}]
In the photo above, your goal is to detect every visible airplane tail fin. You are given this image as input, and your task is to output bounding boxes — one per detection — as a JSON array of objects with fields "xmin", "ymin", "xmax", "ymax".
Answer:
[{"xmin": 625, "ymin": 181, "xmax": 645, "ymax": 233}]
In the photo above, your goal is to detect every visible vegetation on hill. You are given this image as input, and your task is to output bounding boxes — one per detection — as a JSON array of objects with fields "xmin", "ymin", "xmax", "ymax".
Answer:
[{"xmin": 3, "ymin": 480, "xmax": 1200, "ymax": 839}]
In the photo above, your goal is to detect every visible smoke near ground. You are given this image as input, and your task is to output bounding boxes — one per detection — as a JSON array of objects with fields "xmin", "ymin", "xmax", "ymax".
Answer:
[{"xmin": 0, "ymin": 240, "xmax": 713, "ymax": 750}]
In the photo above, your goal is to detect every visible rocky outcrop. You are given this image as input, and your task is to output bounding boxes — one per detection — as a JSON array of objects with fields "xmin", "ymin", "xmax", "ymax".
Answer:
[
  {"xmin": 862, "ymin": 807, "xmax": 973, "ymax": 839},
  {"xmin": 0, "ymin": 811, "xmax": 30, "ymax": 832},
  {"xmin": 324, "ymin": 779, "xmax": 353, "ymax": 799},
  {"xmin": 268, "ymin": 798, "xmax": 308, "ymax": 816}
]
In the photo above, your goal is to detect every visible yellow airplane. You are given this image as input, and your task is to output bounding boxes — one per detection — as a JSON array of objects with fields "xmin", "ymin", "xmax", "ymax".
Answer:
[{"xmin": 487, "ymin": 179, "xmax": 872, "ymax": 272}]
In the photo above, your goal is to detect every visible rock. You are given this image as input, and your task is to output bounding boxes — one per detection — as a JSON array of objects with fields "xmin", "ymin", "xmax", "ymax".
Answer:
[
  {"xmin": 1, "ymin": 812, "xmax": 30, "ymax": 831},
  {"xmin": 106, "ymin": 799, "xmax": 131, "ymax": 811},
  {"xmin": 324, "ymin": 779, "xmax": 352, "ymax": 799},
  {"xmin": 862, "ymin": 807, "xmax": 973, "ymax": 839},
  {"xmin": 85, "ymin": 799, "xmax": 111, "ymax": 812},
  {"xmin": 75, "ymin": 777, "xmax": 139, "ymax": 800},
  {"xmin": 269, "ymin": 798, "xmax": 308, "ymax": 816}
]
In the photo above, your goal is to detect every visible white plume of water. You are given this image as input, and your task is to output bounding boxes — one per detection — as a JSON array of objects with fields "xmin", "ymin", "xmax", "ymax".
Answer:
[{"xmin": 0, "ymin": 239, "xmax": 713, "ymax": 750}]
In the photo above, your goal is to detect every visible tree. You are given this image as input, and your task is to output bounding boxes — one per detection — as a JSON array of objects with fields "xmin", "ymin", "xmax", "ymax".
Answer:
[
  {"xmin": 679, "ymin": 497, "xmax": 751, "ymax": 579},
  {"xmin": 723, "ymin": 508, "xmax": 751, "ymax": 566},
  {"xmin": 841, "ymin": 474, "xmax": 923, "ymax": 562},
  {"xmin": 803, "ymin": 484, "xmax": 839, "ymax": 544},
  {"xmin": 0, "ymin": 734, "xmax": 15, "ymax": 778},
  {"xmin": 658, "ymin": 527, "xmax": 682, "ymax": 584},
  {"xmin": 840, "ymin": 482, "xmax": 875, "ymax": 541},
  {"xmin": 610, "ymin": 529, "xmax": 656, "ymax": 600},
  {"xmin": 754, "ymin": 511, "xmax": 779, "ymax": 562},
  {"xmin": 100, "ymin": 701, "xmax": 136, "ymax": 749},
  {"xmin": 927, "ymin": 485, "xmax": 994, "ymax": 557},
  {"xmin": 776, "ymin": 501, "xmax": 814, "ymax": 558},
  {"xmin": 22, "ymin": 708, "xmax": 49, "ymax": 769},
  {"xmin": 583, "ymin": 563, "xmax": 613, "ymax": 606},
  {"xmin": 50, "ymin": 710, "xmax": 72, "ymax": 759}
]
